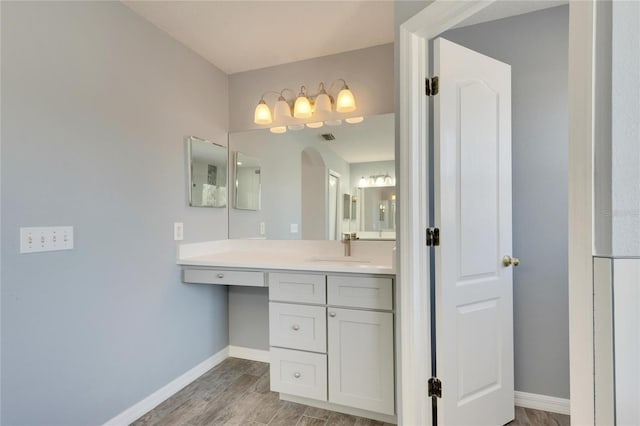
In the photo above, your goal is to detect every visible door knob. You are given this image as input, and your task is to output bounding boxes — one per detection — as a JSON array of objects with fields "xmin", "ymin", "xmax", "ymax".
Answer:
[
  {"xmin": 291, "ymin": 324, "xmax": 300, "ymax": 331},
  {"xmin": 217, "ymin": 273, "xmax": 225, "ymax": 278},
  {"xmin": 502, "ymin": 255, "xmax": 520, "ymax": 267},
  {"xmin": 294, "ymin": 372, "xmax": 301, "ymax": 378},
  {"xmin": 329, "ymin": 312, "xmax": 337, "ymax": 317}
]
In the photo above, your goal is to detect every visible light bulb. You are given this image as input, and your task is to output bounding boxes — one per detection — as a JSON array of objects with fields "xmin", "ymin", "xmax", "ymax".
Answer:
[
  {"xmin": 294, "ymin": 95, "xmax": 312, "ymax": 119},
  {"xmin": 270, "ymin": 126, "xmax": 287, "ymax": 134},
  {"xmin": 345, "ymin": 116, "xmax": 364, "ymax": 124},
  {"xmin": 336, "ymin": 85, "xmax": 356, "ymax": 112},
  {"xmin": 306, "ymin": 122, "xmax": 324, "ymax": 129},
  {"xmin": 254, "ymin": 100, "xmax": 272, "ymax": 125}
]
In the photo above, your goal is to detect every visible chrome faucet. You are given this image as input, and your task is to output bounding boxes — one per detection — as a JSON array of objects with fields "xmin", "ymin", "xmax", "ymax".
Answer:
[{"xmin": 341, "ymin": 232, "xmax": 358, "ymax": 257}]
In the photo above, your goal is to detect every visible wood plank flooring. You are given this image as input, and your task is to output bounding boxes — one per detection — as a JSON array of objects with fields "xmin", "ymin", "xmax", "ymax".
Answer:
[{"xmin": 132, "ymin": 358, "xmax": 570, "ymax": 426}]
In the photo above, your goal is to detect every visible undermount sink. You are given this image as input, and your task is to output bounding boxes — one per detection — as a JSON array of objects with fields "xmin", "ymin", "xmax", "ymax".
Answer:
[{"xmin": 308, "ymin": 256, "xmax": 372, "ymax": 264}]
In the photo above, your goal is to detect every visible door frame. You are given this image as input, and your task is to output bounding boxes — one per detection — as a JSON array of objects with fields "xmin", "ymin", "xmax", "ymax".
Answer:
[{"xmin": 398, "ymin": 1, "xmax": 598, "ymax": 425}]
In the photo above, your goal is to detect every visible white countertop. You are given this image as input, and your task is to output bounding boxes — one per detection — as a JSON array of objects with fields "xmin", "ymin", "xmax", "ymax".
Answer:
[{"xmin": 177, "ymin": 239, "xmax": 395, "ymax": 275}]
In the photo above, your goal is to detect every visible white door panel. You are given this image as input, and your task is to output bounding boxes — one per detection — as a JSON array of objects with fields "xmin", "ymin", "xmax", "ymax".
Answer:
[{"xmin": 434, "ymin": 37, "xmax": 514, "ymax": 425}]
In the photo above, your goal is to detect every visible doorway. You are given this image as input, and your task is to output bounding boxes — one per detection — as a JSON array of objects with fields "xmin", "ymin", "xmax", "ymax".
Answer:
[{"xmin": 397, "ymin": 2, "xmax": 589, "ymax": 425}]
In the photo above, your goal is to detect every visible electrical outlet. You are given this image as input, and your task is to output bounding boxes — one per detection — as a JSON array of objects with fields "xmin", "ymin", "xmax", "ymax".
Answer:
[
  {"xmin": 174, "ymin": 222, "xmax": 184, "ymax": 241},
  {"xmin": 259, "ymin": 222, "xmax": 266, "ymax": 235},
  {"xmin": 290, "ymin": 223, "xmax": 298, "ymax": 233},
  {"xmin": 20, "ymin": 226, "xmax": 74, "ymax": 253}
]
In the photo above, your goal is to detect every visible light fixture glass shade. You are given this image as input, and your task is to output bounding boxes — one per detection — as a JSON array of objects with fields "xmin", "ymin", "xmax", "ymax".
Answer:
[
  {"xmin": 288, "ymin": 124, "xmax": 304, "ymax": 131},
  {"xmin": 270, "ymin": 126, "xmax": 287, "ymax": 134},
  {"xmin": 294, "ymin": 96, "xmax": 312, "ymax": 118},
  {"xmin": 306, "ymin": 122, "xmax": 324, "ymax": 129},
  {"xmin": 376, "ymin": 175, "xmax": 385, "ymax": 185},
  {"xmin": 345, "ymin": 116, "xmax": 364, "ymax": 124},
  {"xmin": 314, "ymin": 93, "xmax": 332, "ymax": 113},
  {"xmin": 273, "ymin": 98, "xmax": 292, "ymax": 121},
  {"xmin": 325, "ymin": 119, "xmax": 342, "ymax": 126},
  {"xmin": 336, "ymin": 87, "xmax": 356, "ymax": 112},
  {"xmin": 359, "ymin": 176, "xmax": 367, "ymax": 187},
  {"xmin": 254, "ymin": 100, "xmax": 272, "ymax": 125}
]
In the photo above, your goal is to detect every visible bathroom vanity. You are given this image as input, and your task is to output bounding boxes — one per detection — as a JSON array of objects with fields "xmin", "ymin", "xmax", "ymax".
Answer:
[{"xmin": 177, "ymin": 239, "xmax": 396, "ymax": 423}]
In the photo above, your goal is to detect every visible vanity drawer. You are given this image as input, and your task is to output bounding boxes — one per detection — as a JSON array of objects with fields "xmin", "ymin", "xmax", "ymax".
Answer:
[
  {"xmin": 269, "ymin": 272, "xmax": 326, "ymax": 304},
  {"xmin": 270, "ymin": 303, "xmax": 326, "ymax": 353},
  {"xmin": 270, "ymin": 347, "xmax": 327, "ymax": 401},
  {"xmin": 327, "ymin": 276, "xmax": 393, "ymax": 310},
  {"xmin": 182, "ymin": 268, "xmax": 265, "ymax": 287}
]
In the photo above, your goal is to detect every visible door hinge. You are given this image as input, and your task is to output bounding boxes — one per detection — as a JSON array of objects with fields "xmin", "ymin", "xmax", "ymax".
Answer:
[
  {"xmin": 428, "ymin": 377, "xmax": 442, "ymax": 398},
  {"xmin": 426, "ymin": 76, "xmax": 439, "ymax": 96},
  {"xmin": 426, "ymin": 227, "xmax": 440, "ymax": 246}
]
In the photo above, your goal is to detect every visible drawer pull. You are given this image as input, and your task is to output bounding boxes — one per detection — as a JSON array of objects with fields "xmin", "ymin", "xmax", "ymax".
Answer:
[
  {"xmin": 217, "ymin": 273, "xmax": 224, "ymax": 279},
  {"xmin": 294, "ymin": 372, "xmax": 301, "ymax": 378},
  {"xmin": 292, "ymin": 324, "xmax": 300, "ymax": 331},
  {"xmin": 329, "ymin": 312, "xmax": 337, "ymax": 317}
]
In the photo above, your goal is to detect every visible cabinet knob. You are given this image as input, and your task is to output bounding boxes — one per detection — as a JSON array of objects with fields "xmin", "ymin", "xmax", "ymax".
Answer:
[
  {"xmin": 217, "ymin": 273, "xmax": 225, "ymax": 278},
  {"xmin": 294, "ymin": 372, "xmax": 301, "ymax": 378},
  {"xmin": 292, "ymin": 324, "xmax": 300, "ymax": 331},
  {"xmin": 329, "ymin": 312, "xmax": 337, "ymax": 317}
]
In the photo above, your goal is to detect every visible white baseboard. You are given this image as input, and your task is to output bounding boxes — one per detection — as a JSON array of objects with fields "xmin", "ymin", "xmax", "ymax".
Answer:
[
  {"xmin": 103, "ymin": 346, "xmax": 229, "ymax": 426},
  {"xmin": 515, "ymin": 391, "xmax": 570, "ymax": 415},
  {"xmin": 228, "ymin": 345, "xmax": 270, "ymax": 363}
]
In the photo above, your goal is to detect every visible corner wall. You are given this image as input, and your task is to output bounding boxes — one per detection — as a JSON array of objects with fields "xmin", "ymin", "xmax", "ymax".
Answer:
[{"xmin": 1, "ymin": 2, "xmax": 229, "ymax": 424}]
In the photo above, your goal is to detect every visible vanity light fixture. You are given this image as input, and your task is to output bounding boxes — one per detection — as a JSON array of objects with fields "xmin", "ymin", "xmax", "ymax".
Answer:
[
  {"xmin": 253, "ymin": 79, "xmax": 357, "ymax": 133},
  {"xmin": 358, "ymin": 173, "xmax": 395, "ymax": 188}
]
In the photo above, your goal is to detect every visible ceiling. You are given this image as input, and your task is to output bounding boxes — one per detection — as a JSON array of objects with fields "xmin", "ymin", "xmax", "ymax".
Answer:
[{"xmin": 123, "ymin": 0, "xmax": 394, "ymax": 75}]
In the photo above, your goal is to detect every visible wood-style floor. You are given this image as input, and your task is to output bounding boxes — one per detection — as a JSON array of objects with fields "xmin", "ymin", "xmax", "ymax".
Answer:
[{"xmin": 132, "ymin": 358, "xmax": 570, "ymax": 426}]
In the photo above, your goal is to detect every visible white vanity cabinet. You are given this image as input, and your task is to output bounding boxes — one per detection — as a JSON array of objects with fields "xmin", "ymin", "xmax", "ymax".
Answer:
[{"xmin": 268, "ymin": 272, "xmax": 395, "ymax": 417}]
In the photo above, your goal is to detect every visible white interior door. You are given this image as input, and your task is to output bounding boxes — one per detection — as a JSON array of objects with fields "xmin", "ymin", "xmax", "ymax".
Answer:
[{"xmin": 434, "ymin": 37, "xmax": 514, "ymax": 425}]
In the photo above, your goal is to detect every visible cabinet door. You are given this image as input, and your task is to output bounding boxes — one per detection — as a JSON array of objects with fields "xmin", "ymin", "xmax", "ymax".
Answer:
[{"xmin": 327, "ymin": 308, "xmax": 394, "ymax": 415}]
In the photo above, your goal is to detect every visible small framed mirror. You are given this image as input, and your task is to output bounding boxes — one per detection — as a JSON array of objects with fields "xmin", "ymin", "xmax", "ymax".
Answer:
[
  {"xmin": 187, "ymin": 136, "xmax": 227, "ymax": 208},
  {"xmin": 234, "ymin": 151, "xmax": 261, "ymax": 210}
]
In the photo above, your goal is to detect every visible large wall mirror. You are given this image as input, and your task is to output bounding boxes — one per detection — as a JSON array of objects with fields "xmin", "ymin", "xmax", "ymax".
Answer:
[
  {"xmin": 187, "ymin": 136, "xmax": 228, "ymax": 208},
  {"xmin": 228, "ymin": 113, "xmax": 395, "ymax": 240}
]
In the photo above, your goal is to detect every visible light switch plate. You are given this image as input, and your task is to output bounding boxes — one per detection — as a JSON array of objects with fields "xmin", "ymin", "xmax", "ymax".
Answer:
[
  {"xmin": 20, "ymin": 226, "xmax": 74, "ymax": 253},
  {"xmin": 290, "ymin": 223, "xmax": 298, "ymax": 233},
  {"xmin": 174, "ymin": 222, "xmax": 184, "ymax": 241},
  {"xmin": 259, "ymin": 222, "xmax": 266, "ymax": 235}
]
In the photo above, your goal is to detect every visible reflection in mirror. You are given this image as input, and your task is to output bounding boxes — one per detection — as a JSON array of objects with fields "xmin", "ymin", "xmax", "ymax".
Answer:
[
  {"xmin": 228, "ymin": 113, "xmax": 395, "ymax": 240},
  {"xmin": 187, "ymin": 136, "xmax": 227, "ymax": 208},
  {"xmin": 357, "ymin": 186, "xmax": 396, "ymax": 240},
  {"xmin": 234, "ymin": 152, "xmax": 261, "ymax": 210}
]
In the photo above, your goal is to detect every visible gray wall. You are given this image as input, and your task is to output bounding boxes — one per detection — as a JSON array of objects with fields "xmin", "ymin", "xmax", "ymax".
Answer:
[
  {"xmin": 229, "ymin": 44, "xmax": 394, "ymax": 132},
  {"xmin": 611, "ymin": 0, "xmax": 640, "ymax": 257},
  {"xmin": 443, "ymin": 6, "xmax": 570, "ymax": 399},
  {"xmin": 1, "ymin": 2, "xmax": 229, "ymax": 424}
]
